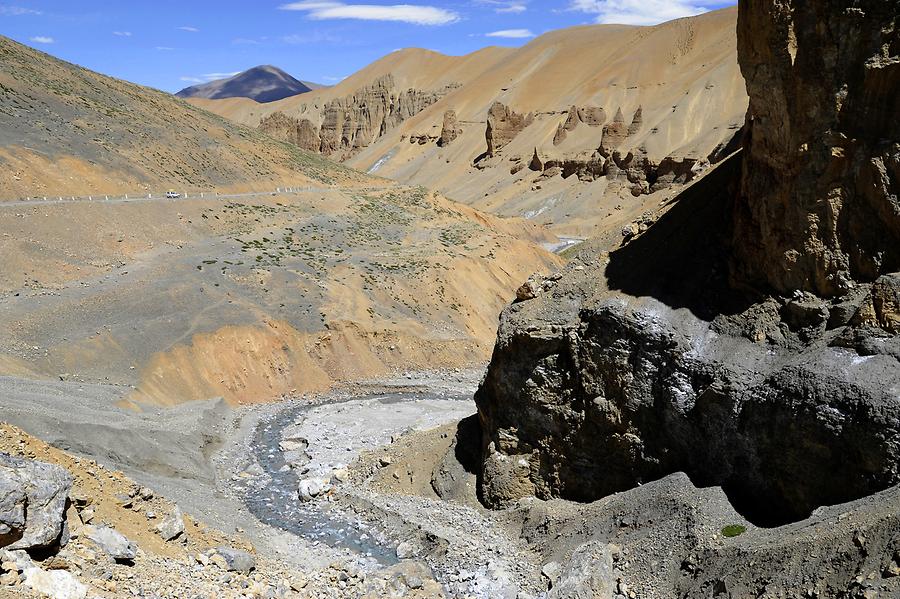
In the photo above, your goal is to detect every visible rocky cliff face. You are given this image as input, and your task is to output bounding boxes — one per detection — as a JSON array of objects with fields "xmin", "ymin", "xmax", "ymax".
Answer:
[
  {"xmin": 731, "ymin": 0, "xmax": 900, "ymax": 297},
  {"xmin": 475, "ymin": 0, "xmax": 900, "ymax": 537}
]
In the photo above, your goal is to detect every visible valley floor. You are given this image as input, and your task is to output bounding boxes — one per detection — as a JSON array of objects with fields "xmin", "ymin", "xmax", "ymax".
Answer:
[
  {"xmin": 3, "ymin": 366, "xmax": 900, "ymax": 598},
  {"xmin": 0, "ymin": 369, "xmax": 543, "ymax": 597}
]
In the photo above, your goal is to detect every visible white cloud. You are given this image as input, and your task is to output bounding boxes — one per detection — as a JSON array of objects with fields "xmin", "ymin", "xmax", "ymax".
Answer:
[
  {"xmin": 155, "ymin": 46, "xmax": 174, "ymax": 51},
  {"xmin": 29, "ymin": 35, "xmax": 53, "ymax": 43},
  {"xmin": 476, "ymin": 0, "xmax": 527, "ymax": 13},
  {"xmin": 202, "ymin": 72, "xmax": 240, "ymax": 81},
  {"xmin": 232, "ymin": 37, "xmax": 262, "ymax": 45},
  {"xmin": 569, "ymin": 0, "xmax": 721, "ymax": 25},
  {"xmin": 0, "ymin": 5, "xmax": 42, "ymax": 16},
  {"xmin": 113, "ymin": 31, "xmax": 131, "ymax": 36},
  {"xmin": 486, "ymin": 28, "xmax": 534, "ymax": 38},
  {"xmin": 322, "ymin": 75, "xmax": 346, "ymax": 82},
  {"xmin": 180, "ymin": 72, "xmax": 241, "ymax": 85},
  {"xmin": 279, "ymin": 1, "xmax": 459, "ymax": 25},
  {"xmin": 178, "ymin": 25, "xmax": 199, "ymax": 32}
]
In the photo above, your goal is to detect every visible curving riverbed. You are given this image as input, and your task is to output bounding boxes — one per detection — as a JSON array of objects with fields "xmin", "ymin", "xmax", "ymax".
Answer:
[{"xmin": 241, "ymin": 379, "xmax": 477, "ymax": 564}]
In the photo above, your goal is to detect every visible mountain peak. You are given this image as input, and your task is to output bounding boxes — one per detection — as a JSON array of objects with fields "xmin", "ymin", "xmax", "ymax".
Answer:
[{"xmin": 175, "ymin": 65, "xmax": 313, "ymax": 103}]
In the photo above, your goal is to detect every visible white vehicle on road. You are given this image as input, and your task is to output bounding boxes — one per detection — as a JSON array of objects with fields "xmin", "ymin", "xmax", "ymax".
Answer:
[{"xmin": 165, "ymin": 190, "xmax": 181, "ymax": 199}]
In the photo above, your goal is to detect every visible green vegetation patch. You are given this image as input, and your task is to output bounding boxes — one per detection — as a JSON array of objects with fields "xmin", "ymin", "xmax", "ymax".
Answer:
[{"xmin": 721, "ymin": 524, "xmax": 747, "ymax": 538}]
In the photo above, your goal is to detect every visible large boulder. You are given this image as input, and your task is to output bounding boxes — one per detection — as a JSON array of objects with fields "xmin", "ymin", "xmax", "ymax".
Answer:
[
  {"xmin": 82, "ymin": 525, "xmax": 137, "ymax": 562},
  {"xmin": 211, "ymin": 547, "xmax": 256, "ymax": 574},
  {"xmin": 0, "ymin": 453, "xmax": 72, "ymax": 552},
  {"xmin": 731, "ymin": 0, "xmax": 900, "ymax": 297},
  {"xmin": 22, "ymin": 567, "xmax": 87, "ymax": 599},
  {"xmin": 155, "ymin": 505, "xmax": 184, "ymax": 541}
]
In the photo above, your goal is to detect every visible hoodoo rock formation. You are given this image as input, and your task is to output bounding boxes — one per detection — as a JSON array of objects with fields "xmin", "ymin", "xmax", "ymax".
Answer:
[
  {"xmin": 553, "ymin": 105, "xmax": 605, "ymax": 146},
  {"xmin": 475, "ymin": 0, "xmax": 900, "ymax": 573},
  {"xmin": 485, "ymin": 102, "xmax": 534, "ymax": 157},
  {"xmin": 318, "ymin": 75, "xmax": 450, "ymax": 156},
  {"xmin": 258, "ymin": 75, "xmax": 459, "ymax": 159},
  {"xmin": 192, "ymin": 10, "xmax": 750, "ymax": 234},
  {"xmin": 438, "ymin": 110, "xmax": 461, "ymax": 147},
  {"xmin": 258, "ymin": 112, "xmax": 321, "ymax": 153}
]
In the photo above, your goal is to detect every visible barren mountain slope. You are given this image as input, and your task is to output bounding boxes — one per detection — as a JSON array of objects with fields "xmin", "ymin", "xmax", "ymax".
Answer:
[
  {"xmin": 196, "ymin": 8, "xmax": 747, "ymax": 236},
  {"xmin": 0, "ymin": 36, "xmax": 360, "ymax": 199}
]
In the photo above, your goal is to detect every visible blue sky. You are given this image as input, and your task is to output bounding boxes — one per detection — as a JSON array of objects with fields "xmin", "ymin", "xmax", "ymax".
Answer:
[{"xmin": 1, "ymin": 1, "xmax": 736, "ymax": 92}]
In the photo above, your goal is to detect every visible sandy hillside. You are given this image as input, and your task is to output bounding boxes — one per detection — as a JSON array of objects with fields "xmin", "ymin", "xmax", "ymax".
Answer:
[
  {"xmin": 195, "ymin": 8, "xmax": 747, "ymax": 236},
  {"xmin": 0, "ymin": 35, "xmax": 365, "ymax": 199},
  {"xmin": 0, "ymin": 186, "xmax": 559, "ymax": 407}
]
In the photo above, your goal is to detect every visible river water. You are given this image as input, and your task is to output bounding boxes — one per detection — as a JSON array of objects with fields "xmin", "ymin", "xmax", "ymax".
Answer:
[{"xmin": 242, "ymin": 386, "xmax": 476, "ymax": 564}]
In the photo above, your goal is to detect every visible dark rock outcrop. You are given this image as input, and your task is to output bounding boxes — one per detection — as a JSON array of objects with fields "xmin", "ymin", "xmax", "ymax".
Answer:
[
  {"xmin": 474, "ymin": 0, "xmax": 900, "ymax": 534},
  {"xmin": 731, "ymin": 0, "xmax": 900, "ymax": 297},
  {"xmin": 528, "ymin": 148, "xmax": 544, "ymax": 172},
  {"xmin": 476, "ymin": 152, "xmax": 900, "ymax": 525},
  {"xmin": 485, "ymin": 102, "xmax": 534, "ymax": 156},
  {"xmin": 650, "ymin": 155, "xmax": 698, "ymax": 192}
]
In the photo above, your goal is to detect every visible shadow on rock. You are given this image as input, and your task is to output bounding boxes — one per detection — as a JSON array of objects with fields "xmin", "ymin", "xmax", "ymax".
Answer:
[{"xmin": 604, "ymin": 151, "xmax": 754, "ymax": 321}]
